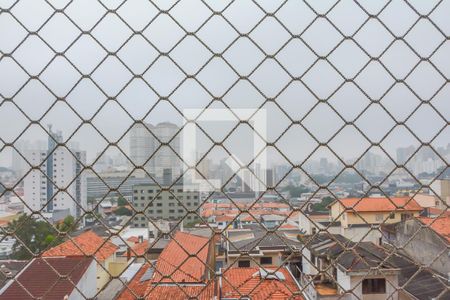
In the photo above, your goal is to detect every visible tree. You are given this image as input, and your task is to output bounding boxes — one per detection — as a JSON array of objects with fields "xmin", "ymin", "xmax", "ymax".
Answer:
[
  {"xmin": 117, "ymin": 196, "xmax": 128, "ymax": 207},
  {"xmin": 115, "ymin": 206, "xmax": 132, "ymax": 216},
  {"xmin": 57, "ymin": 215, "xmax": 75, "ymax": 233},
  {"xmin": 283, "ymin": 185, "xmax": 310, "ymax": 198},
  {"xmin": 311, "ymin": 196, "xmax": 335, "ymax": 213},
  {"xmin": 5, "ymin": 214, "xmax": 63, "ymax": 259}
]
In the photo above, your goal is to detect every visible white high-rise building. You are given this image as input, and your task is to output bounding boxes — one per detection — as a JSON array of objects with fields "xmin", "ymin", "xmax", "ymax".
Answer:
[
  {"xmin": 129, "ymin": 122, "xmax": 180, "ymax": 179},
  {"xmin": 23, "ymin": 127, "xmax": 87, "ymax": 219}
]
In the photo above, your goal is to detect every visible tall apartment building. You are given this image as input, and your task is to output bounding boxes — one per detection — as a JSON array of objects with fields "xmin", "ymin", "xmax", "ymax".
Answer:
[
  {"xmin": 131, "ymin": 182, "xmax": 200, "ymax": 227},
  {"xmin": 23, "ymin": 126, "xmax": 87, "ymax": 219},
  {"xmin": 130, "ymin": 122, "xmax": 181, "ymax": 179}
]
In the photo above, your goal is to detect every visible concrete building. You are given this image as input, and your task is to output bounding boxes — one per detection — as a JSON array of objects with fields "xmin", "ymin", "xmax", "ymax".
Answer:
[
  {"xmin": 382, "ymin": 216, "xmax": 450, "ymax": 276},
  {"xmin": 297, "ymin": 233, "xmax": 448, "ymax": 300},
  {"xmin": 23, "ymin": 127, "xmax": 87, "ymax": 219},
  {"xmin": 430, "ymin": 178, "xmax": 450, "ymax": 209},
  {"xmin": 129, "ymin": 122, "xmax": 181, "ymax": 178},
  {"xmin": 225, "ymin": 224, "xmax": 302, "ymax": 270},
  {"xmin": 86, "ymin": 172, "xmax": 150, "ymax": 201},
  {"xmin": 131, "ymin": 182, "xmax": 200, "ymax": 227}
]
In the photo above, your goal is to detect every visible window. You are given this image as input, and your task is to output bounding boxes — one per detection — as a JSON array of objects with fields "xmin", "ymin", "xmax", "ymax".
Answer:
[
  {"xmin": 389, "ymin": 213, "xmax": 395, "ymax": 219},
  {"xmin": 362, "ymin": 278, "xmax": 386, "ymax": 294},
  {"xmin": 375, "ymin": 214, "xmax": 384, "ymax": 222},
  {"xmin": 260, "ymin": 257, "xmax": 272, "ymax": 265},
  {"xmin": 238, "ymin": 260, "xmax": 250, "ymax": 268},
  {"xmin": 156, "ymin": 203, "xmax": 162, "ymax": 207},
  {"xmin": 169, "ymin": 210, "xmax": 175, "ymax": 213}
]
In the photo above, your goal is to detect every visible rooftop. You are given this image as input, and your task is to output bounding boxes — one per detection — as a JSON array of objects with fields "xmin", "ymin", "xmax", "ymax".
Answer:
[
  {"xmin": 220, "ymin": 267, "xmax": 303, "ymax": 300},
  {"xmin": 334, "ymin": 197, "xmax": 423, "ymax": 212},
  {"xmin": 228, "ymin": 224, "xmax": 302, "ymax": 253},
  {"xmin": 0, "ymin": 257, "xmax": 93, "ymax": 300},
  {"xmin": 418, "ymin": 216, "xmax": 450, "ymax": 242},
  {"xmin": 152, "ymin": 231, "xmax": 210, "ymax": 283},
  {"xmin": 117, "ymin": 231, "xmax": 213, "ymax": 300},
  {"xmin": 42, "ymin": 230, "xmax": 118, "ymax": 262}
]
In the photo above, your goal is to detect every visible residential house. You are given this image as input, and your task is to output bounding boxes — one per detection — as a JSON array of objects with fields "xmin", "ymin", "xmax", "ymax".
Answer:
[
  {"xmin": 0, "ymin": 256, "xmax": 96, "ymax": 300},
  {"xmin": 219, "ymin": 267, "xmax": 303, "ymax": 299},
  {"xmin": 42, "ymin": 230, "xmax": 119, "ymax": 291},
  {"xmin": 116, "ymin": 231, "xmax": 215, "ymax": 300},
  {"xmin": 297, "ymin": 233, "xmax": 448, "ymax": 300},
  {"xmin": 382, "ymin": 215, "xmax": 450, "ymax": 275},
  {"xmin": 328, "ymin": 197, "xmax": 422, "ymax": 243},
  {"xmin": 225, "ymin": 224, "xmax": 302, "ymax": 270}
]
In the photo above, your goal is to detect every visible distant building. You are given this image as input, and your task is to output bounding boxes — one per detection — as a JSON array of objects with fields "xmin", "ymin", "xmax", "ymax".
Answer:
[
  {"xmin": 129, "ymin": 122, "xmax": 181, "ymax": 178},
  {"xmin": 23, "ymin": 127, "xmax": 86, "ymax": 219},
  {"xmin": 430, "ymin": 178, "xmax": 450, "ymax": 209},
  {"xmin": 131, "ymin": 182, "xmax": 200, "ymax": 227},
  {"xmin": 86, "ymin": 172, "xmax": 150, "ymax": 201}
]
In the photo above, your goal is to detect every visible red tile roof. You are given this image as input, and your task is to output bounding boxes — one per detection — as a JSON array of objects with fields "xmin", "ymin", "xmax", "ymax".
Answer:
[
  {"xmin": 418, "ymin": 216, "xmax": 450, "ymax": 242},
  {"xmin": 146, "ymin": 283, "xmax": 214, "ymax": 300},
  {"xmin": 152, "ymin": 232, "xmax": 210, "ymax": 283},
  {"xmin": 220, "ymin": 267, "xmax": 303, "ymax": 300},
  {"xmin": 337, "ymin": 197, "xmax": 423, "ymax": 212},
  {"xmin": 0, "ymin": 257, "xmax": 93, "ymax": 300},
  {"xmin": 130, "ymin": 240, "xmax": 149, "ymax": 257},
  {"xmin": 42, "ymin": 230, "xmax": 118, "ymax": 262},
  {"xmin": 117, "ymin": 263, "xmax": 153, "ymax": 300},
  {"xmin": 117, "ymin": 263, "xmax": 214, "ymax": 300},
  {"xmin": 117, "ymin": 231, "xmax": 213, "ymax": 300}
]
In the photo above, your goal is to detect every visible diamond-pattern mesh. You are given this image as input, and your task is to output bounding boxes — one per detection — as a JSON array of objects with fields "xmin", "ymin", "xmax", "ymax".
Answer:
[{"xmin": 0, "ymin": 0, "xmax": 449, "ymax": 299}]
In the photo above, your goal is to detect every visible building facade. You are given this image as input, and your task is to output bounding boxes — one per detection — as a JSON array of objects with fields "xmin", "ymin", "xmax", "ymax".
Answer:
[
  {"xmin": 129, "ymin": 122, "xmax": 181, "ymax": 178},
  {"xmin": 132, "ymin": 183, "xmax": 200, "ymax": 227},
  {"xmin": 23, "ymin": 128, "xmax": 87, "ymax": 219}
]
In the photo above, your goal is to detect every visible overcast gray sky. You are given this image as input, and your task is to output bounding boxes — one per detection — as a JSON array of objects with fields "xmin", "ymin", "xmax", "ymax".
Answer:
[{"xmin": 0, "ymin": 0, "xmax": 449, "ymax": 168}]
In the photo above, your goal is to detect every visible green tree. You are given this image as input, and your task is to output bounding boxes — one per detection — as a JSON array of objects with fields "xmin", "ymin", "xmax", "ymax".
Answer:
[
  {"xmin": 117, "ymin": 196, "xmax": 128, "ymax": 206},
  {"xmin": 283, "ymin": 185, "xmax": 310, "ymax": 198},
  {"xmin": 57, "ymin": 215, "xmax": 75, "ymax": 233},
  {"xmin": 115, "ymin": 206, "xmax": 132, "ymax": 216},
  {"xmin": 311, "ymin": 196, "xmax": 335, "ymax": 212},
  {"xmin": 6, "ymin": 214, "xmax": 63, "ymax": 259}
]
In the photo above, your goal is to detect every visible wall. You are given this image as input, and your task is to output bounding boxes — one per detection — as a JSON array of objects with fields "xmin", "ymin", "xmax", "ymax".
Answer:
[
  {"xmin": 96, "ymin": 255, "xmax": 116, "ymax": 291},
  {"xmin": 230, "ymin": 252, "xmax": 282, "ymax": 268},
  {"xmin": 348, "ymin": 273, "xmax": 399, "ymax": 300},
  {"xmin": 390, "ymin": 219, "xmax": 450, "ymax": 275},
  {"xmin": 343, "ymin": 211, "xmax": 419, "ymax": 227},
  {"xmin": 69, "ymin": 260, "xmax": 96, "ymax": 300}
]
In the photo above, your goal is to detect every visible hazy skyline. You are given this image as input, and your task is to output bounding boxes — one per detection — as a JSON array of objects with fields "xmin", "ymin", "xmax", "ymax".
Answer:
[{"xmin": 0, "ymin": 0, "xmax": 449, "ymax": 172}]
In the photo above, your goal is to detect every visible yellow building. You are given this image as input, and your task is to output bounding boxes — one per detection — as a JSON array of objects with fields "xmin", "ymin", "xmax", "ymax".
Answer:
[{"xmin": 329, "ymin": 197, "xmax": 422, "ymax": 228}]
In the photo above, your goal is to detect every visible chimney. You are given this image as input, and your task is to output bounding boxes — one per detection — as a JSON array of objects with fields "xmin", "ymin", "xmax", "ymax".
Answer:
[{"xmin": 138, "ymin": 235, "xmax": 144, "ymax": 243}]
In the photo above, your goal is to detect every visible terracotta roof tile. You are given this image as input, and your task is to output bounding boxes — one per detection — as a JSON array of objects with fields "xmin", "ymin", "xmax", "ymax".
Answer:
[
  {"xmin": 42, "ymin": 231, "xmax": 118, "ymax": 262},
  {"xmin": 221, "ymin": 267, "xmax": 303, "ymax": 300},
  {"xmin": 152, "ymin": 232, "xmax": 210, "ymax": 283},
  {"xmin": 117, "ymin": 231, "xmax": 213, "ymax": 300},
  {"xmin": 130, "ymin": 240, "xmax": 149, "ymax": 257},
  {"xmin": 418, "ymin": 216, "xmax": 450, "ymax": 242},
  {"xmin": 337, "ymin": 197, "xmax": 422, "ymax": 212},
  {"xmin": 117, "ymin": 263, "xmax": 153, "ymax": 300},
  {"xmin": 146, "ymin": 283, "xmax": 214, "ymax": 300}
]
